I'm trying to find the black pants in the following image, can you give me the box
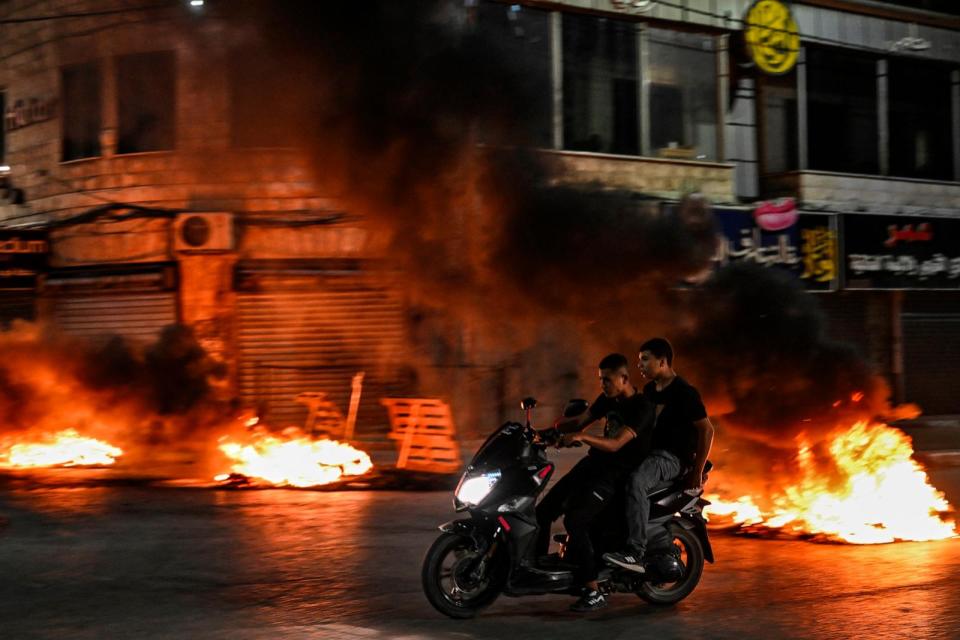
[534,456,618,584]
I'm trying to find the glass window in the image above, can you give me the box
[888,58,953,181]
[806,47,879,175]
[116,51,175,153]
[61,63,102,161]
[760,73,798,174]
[562,13,638,155]
[647,28,719,161]
[476,1,552,149]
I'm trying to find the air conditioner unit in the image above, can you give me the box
[173,212,234,252]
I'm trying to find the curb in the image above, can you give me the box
[915,450,960,468]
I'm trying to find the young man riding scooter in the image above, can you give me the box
[603,338,715,574]
[534,353,655,612]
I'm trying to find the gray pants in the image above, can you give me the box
[625,450,682,555]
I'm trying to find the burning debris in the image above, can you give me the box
[0,321,230,475]
[706,421,957,544]
[214,426,374,489]
[0,429,123,469]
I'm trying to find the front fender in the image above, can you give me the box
[439,516,503,552]
[675,516,715,564]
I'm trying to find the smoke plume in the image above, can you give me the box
[221,0,900,451]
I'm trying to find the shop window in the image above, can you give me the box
[760,73,798,174]
[647,28,719,161]
[562,13,639,155]
[476,1,552,149]
[806,47,879,175]
[61,63,102,161]
[116,51,175,153]
[888,58,953,181]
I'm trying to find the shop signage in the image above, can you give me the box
[0,229,48,288]
[711,208,837,290]
[843,215,960,289]
[744,0,800,75]
[610,0,657,13]
[4,97,57,132]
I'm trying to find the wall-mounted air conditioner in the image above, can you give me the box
[173,212,235,252]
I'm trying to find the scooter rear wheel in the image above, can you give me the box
[636,522,704,606]
[422,532,506,619]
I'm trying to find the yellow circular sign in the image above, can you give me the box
[744,0,799,75]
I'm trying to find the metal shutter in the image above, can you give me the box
[902,313,960,415]
[236,277,408,434]
[51,291,178,345]
[0,292,36,328]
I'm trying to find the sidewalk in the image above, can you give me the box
[895,415,960,467]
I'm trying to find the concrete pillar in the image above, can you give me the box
[177,252,239,399]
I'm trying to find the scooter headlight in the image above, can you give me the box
[455,470,501,506]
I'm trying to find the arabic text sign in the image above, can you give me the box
[843,215,960,289]
[0,230,48,288]
[712,208,837,290]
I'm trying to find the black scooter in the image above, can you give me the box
[422,398,714,618]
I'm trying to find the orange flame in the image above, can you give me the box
[0,429,124,468]
[216,430,373,488]
[707,421,957,544]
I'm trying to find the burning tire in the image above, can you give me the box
[636,522,704,606]
[422,532,506,619]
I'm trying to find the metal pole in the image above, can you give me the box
[550,11,564,150]
[878,59,889,176]
[797,46,808,170]
[639,23,651,157]
[952,69,960,182]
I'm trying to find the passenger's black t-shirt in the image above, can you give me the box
[585,391,655,473]
[644,375,707,463]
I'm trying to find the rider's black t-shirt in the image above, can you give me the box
[644,375,707,463]
[585,391,655,473]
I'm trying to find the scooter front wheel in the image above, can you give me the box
[421,532,506,619]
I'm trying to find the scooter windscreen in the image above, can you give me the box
[467,422,530,470]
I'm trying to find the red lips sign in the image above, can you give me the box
[753,198,798,231]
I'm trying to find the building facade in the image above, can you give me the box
[0,0,958,434]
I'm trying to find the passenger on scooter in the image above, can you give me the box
[534,353,655,612]
[603,338,715,574]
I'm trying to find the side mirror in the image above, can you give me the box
[520,397,538,411]
[563,398,589,418]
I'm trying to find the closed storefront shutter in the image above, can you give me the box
[51,292,178,344]
[902,313,960,415]
[236,272,409,434]
[817,292,870,356]
[46,267,178,345]
[0,292,36,328]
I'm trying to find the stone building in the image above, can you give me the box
[1,0,959,435]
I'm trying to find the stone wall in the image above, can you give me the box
[767,171,960,216]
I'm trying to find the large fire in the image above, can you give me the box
[706,421,957,544]
[0,429,124,468]
[215,428,374,488]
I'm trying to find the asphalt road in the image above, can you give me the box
[1,468,959,640]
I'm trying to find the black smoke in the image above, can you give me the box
[220,1,895,442]
[221,0,718,329]
[678,262,884,444]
